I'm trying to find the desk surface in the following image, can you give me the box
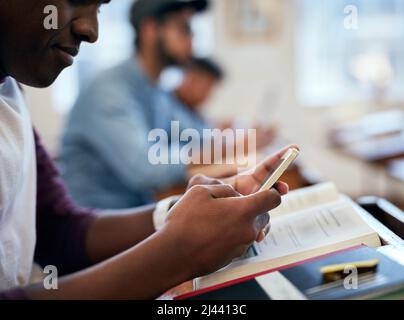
[160,106,404,298]
[160,199,404,300]
[276,106,404,210]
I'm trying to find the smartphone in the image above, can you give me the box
[259,148,300,192]
[255,148,300,231]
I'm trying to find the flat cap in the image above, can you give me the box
[130,0,209,29]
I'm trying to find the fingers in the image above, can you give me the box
[209,184,241,199]
[256,222,271,243]
[190,184,240,199]
[252,145,300,183]
[254,212,270,231]
[256,231,266,243]
[263,222,271,236]
[237,189,282,218]
[188,174,224,188]
[274,181,289,196]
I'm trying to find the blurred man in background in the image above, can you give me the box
[173,57,224,114]
[59,0,211,209]
[167,58,277,158]
[170,57,277,149]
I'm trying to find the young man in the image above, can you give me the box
[174,57,224,113]
[170,57,278,159]
[0,0,293,299]
[59,0,213,209]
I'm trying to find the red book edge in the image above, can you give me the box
[176,244,365,300]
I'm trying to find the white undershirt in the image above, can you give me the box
[0,78,37,290]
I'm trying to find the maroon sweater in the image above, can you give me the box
[0,130,97,299]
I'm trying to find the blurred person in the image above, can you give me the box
[171,57,278,151]
[0,0,292,300]
[59,0,215,209]
[173,57,224,114]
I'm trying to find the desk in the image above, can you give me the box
[160,198,404,300]
[159,105,404,298]
[275,106,404,210]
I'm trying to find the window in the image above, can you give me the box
[297,0,404,107]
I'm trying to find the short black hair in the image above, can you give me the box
[130,6,170,49]
[187,57,224,80]
[131,12,167,50]
[130,3,180,31]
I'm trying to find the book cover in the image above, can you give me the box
[180,247,404,300]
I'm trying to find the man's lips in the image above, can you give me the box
[53,45,79,66]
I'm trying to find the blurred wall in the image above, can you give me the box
[203,0,404,202]
[206,0,328,173]
[207,0,298,137]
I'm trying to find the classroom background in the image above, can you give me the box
[26,0,404,209]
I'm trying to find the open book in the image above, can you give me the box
[195,183,382,290]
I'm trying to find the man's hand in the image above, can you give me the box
[223,145,298,196]
[164,183,282,277]
[187,146,298,196]
[186,145,299,242]
[27,148,297,300]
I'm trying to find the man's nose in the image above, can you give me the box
[71,11,99,44]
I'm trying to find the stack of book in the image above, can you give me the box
[179,247,404,300]
[329,110,404,164]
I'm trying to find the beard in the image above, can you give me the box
[156,36,187,68]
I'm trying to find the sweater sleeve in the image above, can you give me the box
[33,129,97,276]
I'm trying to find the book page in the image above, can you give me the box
[269,182,340,218]
[231,198,379,267]
[255,199,377,259]
[196,199,381,290]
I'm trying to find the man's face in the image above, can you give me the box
[156,10,194,66]
[180,70,218,110]
[0,0,109,88]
